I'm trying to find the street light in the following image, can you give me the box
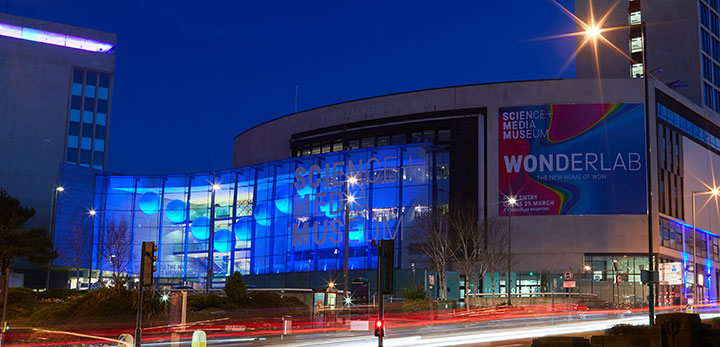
[46,185,65,290]
[505,195,518,305]
[87,208,97,289]
[206,178,219,293]
[690,187,720,311]
[343,175,358,322]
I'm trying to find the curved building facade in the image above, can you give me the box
[55,78,720,306]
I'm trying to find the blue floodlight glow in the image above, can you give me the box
[214,229,233,252]
[191,216,211,240]
[165,200,187,223]
[274,186,291,214]
[233,218,251,241]
[253,202,271,226]
[138,192,160,215]
[0,22,114,53]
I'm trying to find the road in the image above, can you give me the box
[7,308,720,346]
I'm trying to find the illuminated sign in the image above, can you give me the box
[499,103,647,216]
[292,155,409,247]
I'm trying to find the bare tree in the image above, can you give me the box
[447,204,485,309]
[481,217,510,299]
[64,214,89,290]
[103,221,131,291]
[417,211,453,301]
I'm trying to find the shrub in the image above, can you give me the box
[402,300,430,313]
[37,288,83,301]
[247,291,306,309]
[225,272,248,305]
[606,324,651,336]
[401,285,427,301]
[5,288,37,310]
[187,293,230,312]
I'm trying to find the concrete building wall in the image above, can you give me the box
[234,78,661,275]
[0,13,115,230]
[574,0,704,107]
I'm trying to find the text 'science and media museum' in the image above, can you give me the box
[54,77,720,306]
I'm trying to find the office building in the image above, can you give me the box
[0,13,115,286]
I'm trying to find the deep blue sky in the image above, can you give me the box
[9,0,576,175]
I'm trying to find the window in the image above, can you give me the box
[93,151,104,168]
[99,73,110,88]
[96,113,106,126]
[67,135,78,148]
[361,137,374,148]
[72,83,83,96]
[631,63,643,78]
[71,95,82,109]
[96,99,108,114]
[438,129,451,143]
[72,69,84,84]
[95,125,106,140]
[85,85,95,98]
[79,150,90,167]
[82,125,93,138]
[94,139,105,151]
[83,111,94,124]
[81,137,92,150]
[376,136,390,147]
[629,11,641,25]
[66,148,78,163]
[391,134,406,145]
[321,143,331,153]
[332,141,343,152]
[84,97,95,111]
[410,132,422,143]
[68,121,79,136]
[70,109,80,122]
[348,139,360,150]
[423,130,435,143]
[86,71,97,85]
[630,36,643,53]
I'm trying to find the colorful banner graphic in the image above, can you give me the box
[499,103,646,216]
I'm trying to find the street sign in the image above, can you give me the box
[563,270,573,281]
[659,262,682,285]
[563,281,576,288]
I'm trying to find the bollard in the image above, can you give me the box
[282,315,292,335]
[192,330,207,347]
[118,334,133,347]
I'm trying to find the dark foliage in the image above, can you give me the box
[605,324,651,336]
[247,291,306,309]
[224,272,248,305]
[187,293,230,311]
[0,189,57,275]
[401,285,427,301]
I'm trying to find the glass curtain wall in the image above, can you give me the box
[91,144,447,285]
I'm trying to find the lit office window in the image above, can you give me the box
[630,37,643,53]
[629,11,641,25]
[631,63,643,78]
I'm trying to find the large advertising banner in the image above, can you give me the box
[499,103,646,216]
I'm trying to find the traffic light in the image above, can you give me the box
[141,241,158,286]
[374,319,385,337]
[378,239,394,294]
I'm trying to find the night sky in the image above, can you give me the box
[8,0,576,175]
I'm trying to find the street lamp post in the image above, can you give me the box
[690,188,720,311]
[505,196,517,305]
[343,175,357,321]
[84,209,96,290]
[46,186,64,290]
[206,181,220,294]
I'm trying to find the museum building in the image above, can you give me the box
[53,78,720,306]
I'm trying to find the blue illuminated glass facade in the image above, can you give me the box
[81,144,448,285]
